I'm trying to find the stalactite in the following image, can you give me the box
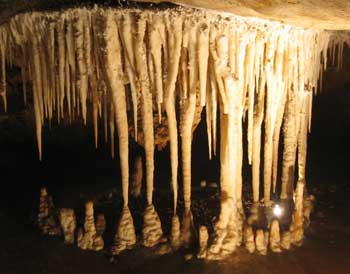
[119,13,139,141]
[31,37,43,161]
[164,13,183,215]
[297,91,310,182]
[149,14,164,121]
[181,20,198,211]
[198,22,210,107]
[252,73,265,203]
[135,15,155,207]
[104,13,130,206]
[263,33,278,206]
[58,19,66,119]
[74,14,88,124]
[0,7,335,259]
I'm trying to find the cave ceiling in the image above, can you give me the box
[1,0,350,30]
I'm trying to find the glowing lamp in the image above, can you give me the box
[273,204,283,217]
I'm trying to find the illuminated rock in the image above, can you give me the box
[59,208,76,245]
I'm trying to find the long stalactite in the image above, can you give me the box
[0,6,340,258]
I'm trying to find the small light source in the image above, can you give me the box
[273,204,283,217]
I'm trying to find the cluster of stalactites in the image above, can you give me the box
[0,7,332,212]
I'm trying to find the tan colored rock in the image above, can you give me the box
[131,155,143,198]
[197,226,209,259]
[135,0,350,30]
[77,201,104,251]
[269,219,281,253]
[303,194,315,228]
[243,225,255,254]
[111,206,136,255]
[142,204,164,247]
[255,229,267,255]
[170,215,181,250]
[281,231,291,250]
[96,213,106,236]
[59,208,76,245]
[181,209,196,248]
[38,188,60,236]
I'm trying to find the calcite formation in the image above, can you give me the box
[38,188,61,236]
[197,226,209,259]
[243,225,255,254]
[111,206,136,255]
[59,208,76,245]
[142,204,164,247]
[131,155,143,198]
[77,201,104,251]
[269,219,281,253]
[1,3,345,260]
[255,229,268,256]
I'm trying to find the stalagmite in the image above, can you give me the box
[181,209,196,248]
[255,229,267,255]
[290,181,305,247]
[131,155,143,198]
[197,226,209,259]
[142,204,164,247]
[111,206,136,255]
[77,201,104,251]
[303,194,315,228]
[243,225,255,254]
[96,213,106,236]
[269,219,281,252]
[38,188,61,236]
[0,6,335,260]
[59,208,76,245]
[170,215,181,250]
[281,231,291,250]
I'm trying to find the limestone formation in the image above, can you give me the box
[197,226,209,259]
[243,225,255,254]
[96,213,106,236]
[59,208,76,245]
[77,201,104,251]
[111,206,136,255]
[0,2,342,260]
[269,219,281,253]
[170,215,181,250]
[38,188,60,236]
[142,204,164,247]
[255,229,267,256]
[131,155,143,198]
[290,182,305,247]
[303,194,315,228]
[181,209,196,248]
[281,231,291,250]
